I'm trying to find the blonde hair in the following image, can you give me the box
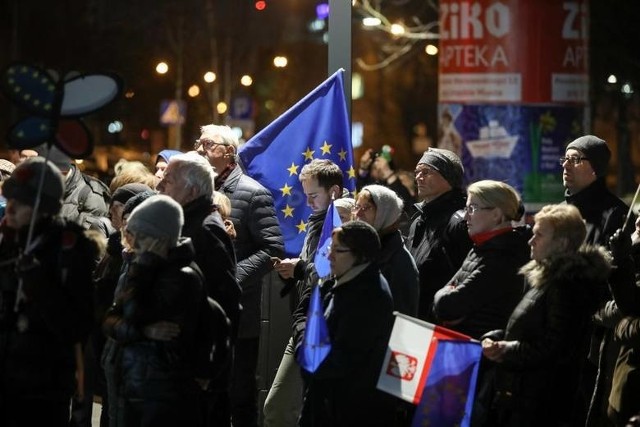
[534,204,586,252]
[213,191,232,220]
[467,180,523,221]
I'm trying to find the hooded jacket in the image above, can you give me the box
[488,245,611,427]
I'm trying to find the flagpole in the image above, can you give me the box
[623,181,640,234]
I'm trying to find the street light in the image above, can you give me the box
[156,62,169,74]
[273,56,288,68]
[204,71,216,83]
[240,75,253,87]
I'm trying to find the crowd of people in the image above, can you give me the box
[0,130,638,427]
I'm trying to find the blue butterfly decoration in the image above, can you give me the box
[1,63,122,158]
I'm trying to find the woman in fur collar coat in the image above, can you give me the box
[481,204,612,427]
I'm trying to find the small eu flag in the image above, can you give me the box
[313,201,342,279]
[238,69,355,257]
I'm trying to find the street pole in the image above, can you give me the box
[173,15,184,150]
[328,0,352,121]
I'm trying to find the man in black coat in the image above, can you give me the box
[406,148,472,322]
[561,135,631,425]
[157,152,238,426]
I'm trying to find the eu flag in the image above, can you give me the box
[297,283,331,373]
[313,201,342,279]
[412,340,482,427]
[238,69,355,257]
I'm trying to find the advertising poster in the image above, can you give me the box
[438,104,585,203]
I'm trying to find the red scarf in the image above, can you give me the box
[471,227,512,246]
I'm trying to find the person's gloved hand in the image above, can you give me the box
[609,227,633,265]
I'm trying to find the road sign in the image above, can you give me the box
[229,95,253,120]
[159,99,186,126]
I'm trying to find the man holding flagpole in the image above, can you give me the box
[264,159,344,427]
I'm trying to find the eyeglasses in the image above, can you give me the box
[194,138,228,150]
[559,156,588,166]
[328,243,351,254]
[414,167,437,178]
[352,204,374,213]
[464,204,495,215]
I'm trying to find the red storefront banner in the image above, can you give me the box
[439,0,588,105]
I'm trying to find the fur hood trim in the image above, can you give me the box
[520,244,612,289]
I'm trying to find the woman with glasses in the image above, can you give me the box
[432,179,531,424]
[298,221,395,427]
[481,204,610,427]
[354,184,419,316]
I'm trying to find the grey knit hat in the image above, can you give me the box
[337,220,381,262]
[3,157,64,215]
[565,135,610,177]
[418,147,464,189]
[112,183,154,206]
[362,184,403,231]
[126,194,184,246]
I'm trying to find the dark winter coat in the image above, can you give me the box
[0,218,96,401]
[298,262,395,427]
[218,165,284,338]
[406,189,472,321]
[102,240,203,401]
[487,246,611,427]
[181,196,241,339]
[59,165,111,235]
[433,229,530,339]
[378,229,420,316]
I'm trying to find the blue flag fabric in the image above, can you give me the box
[238,70,355,257]
[313,201,342,279]
[412,340,482,427]
[297,283,331,373]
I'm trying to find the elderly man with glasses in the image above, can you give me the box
[195,124,284,427]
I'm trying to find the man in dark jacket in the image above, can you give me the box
[561,135,631,425]
[157,152,238,426]
[197,124,284,427]
[265,159,344,427]
[0,157,97,426]
[406,148,472,322]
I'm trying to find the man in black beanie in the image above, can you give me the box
[561,135,631,426]
[406,147,472,323]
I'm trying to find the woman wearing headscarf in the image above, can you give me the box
[298,221,395,427]
[354,184,419,316]
[481,204,610,426]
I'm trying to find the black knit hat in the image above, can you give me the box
[122,190,156,218]
[565,135,610,178]
[112,183,153,206]
[418,147,464,189]
[3,157,64,215]
[337,220,381,262]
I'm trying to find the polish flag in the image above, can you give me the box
[377,313,474,404]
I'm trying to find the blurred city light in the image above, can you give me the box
[255,1,266,11]
[273,56,288,68]
[125,90,135,99]
[362,17,381,27]
[622,82,634,94]
[217,102,228,114]
[425,44,438,55]
[240,75,253,86]
[203,71,216,83]
[155,62,168,74]
[107,120,123,134]
[608,74,618,84]
[390,23,405,36]
[316,3,329,20]
[308,19,326,32]
[188,84,200,97]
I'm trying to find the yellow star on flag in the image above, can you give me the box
[280,183,293,196]
[282,205,294,218]
[296,220,307,233]
[347,166,356,179]
[320,141,332,155]
[287,162,299,176]
[302,147,315,161]
[338,148,347,161]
